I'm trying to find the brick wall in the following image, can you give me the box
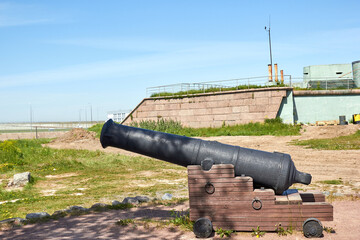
[123,88,290,128]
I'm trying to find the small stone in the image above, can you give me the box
[65,206,90,213]
[8,172,31,187]
[162,193,173,200]
[0,218,26,225]
[122,197,139,205]
[332,192,343,197]
[14,217,27,225]
[323,191,330,196]
[26,212,50,220]
[135,196,150,203]
[51,210,67,218]
[90,203,109,210]
[112,200,121,206]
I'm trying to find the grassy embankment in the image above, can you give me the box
[89,118,301,138]
[149,83,359,98]
[1,119,300,221]
[293,130,360,150]
[150,84,286,98]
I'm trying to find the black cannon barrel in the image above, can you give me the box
[100,119,311,194]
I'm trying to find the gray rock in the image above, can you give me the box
[332,192,344,197]
[8,172,31,187]
[65,206,90,213]
[15,217,27,224]
[26,212,50,220]
[323,191,330,196]
[51,210,67,218]
[122,197,139,205]
[162,193,173,200]
[135,196,150,203]
[90,203,109,210]
[0,217,26,225]
[112,200,122,206]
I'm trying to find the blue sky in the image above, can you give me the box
[0,0,359,122]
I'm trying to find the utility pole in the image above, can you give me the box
[29,103,33,131]
[89,103,93,123]
[265,16,273,81]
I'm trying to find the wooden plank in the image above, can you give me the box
[253,189,275,194]
[189,186,253,193]
[190,196,275,205]
[190,211,333,219]
[187,173,235,178]
[189,191,255,197]
[275,195,289,205]
[188,177,252,184]
[188,182,253,188]
[190,199,276,207]
[189,196,276,202]
[189,204,332,211]
[190,207,333,215]
[187,164,234,170]
[286,192,302,205]
[302,202,332,206]
[188,168,235,175]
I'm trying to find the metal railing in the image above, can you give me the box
[146,75,292,97]
[146,76,357,97]
[292,77,355,90]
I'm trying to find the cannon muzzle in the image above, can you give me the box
[100,119,311,195]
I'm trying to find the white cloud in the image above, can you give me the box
[0,2,54,27]
[0,41,268,88]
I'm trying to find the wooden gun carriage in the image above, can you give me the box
[189,164,333,238]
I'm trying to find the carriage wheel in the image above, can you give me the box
[303,218,323,238]
[193,218,213,238]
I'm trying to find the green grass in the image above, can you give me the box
[150,84,286,98]
[319,179,343,185]
[90,118,301,137]
[0,139,187,221]
[293,130,360,150]
[87,123,104,138]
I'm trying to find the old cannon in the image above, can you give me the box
[100,119,333,238]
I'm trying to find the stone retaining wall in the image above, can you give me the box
[123,88,290,128]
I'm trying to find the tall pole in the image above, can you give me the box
[265,16,273,81]
[30,103,33,131]
[89,103,93,123]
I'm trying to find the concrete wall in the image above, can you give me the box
[303,64,352,80]
[278,89,360,124]
[123,88,360,127]
[123,88,290,128]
